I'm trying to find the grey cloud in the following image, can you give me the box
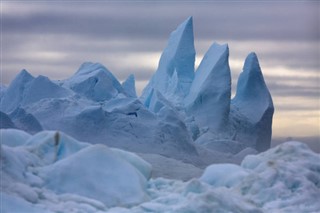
[267,82,320,99]
[2,1,319,41]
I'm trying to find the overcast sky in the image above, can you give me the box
[1,1,319,142]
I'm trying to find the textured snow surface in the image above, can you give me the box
[2,129,319,213]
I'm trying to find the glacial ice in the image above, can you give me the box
[185,43,231,132]
[0,16,314,213]
[0,111,16,129]
[141,16,195,108]
[0,69,34,113]
[0,71,72,114]
[1,128,31,147]
[139,17,273,153]
[2,129,318,213]
[9,107,43,134]
[1,130,152,211]
[0,17,274,160]
[122,74,137,98]
[231,52,274,152]
[63,62,124,101]
[37,145,149,207]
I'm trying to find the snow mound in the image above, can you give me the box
[200,141,320,212]
[25,131,89,164]
[2,128,319,212]
[37,144,149,207]
[1,130,152,211]
[108,141,320,213]
[1,128,31,147]
[239,141,320,211]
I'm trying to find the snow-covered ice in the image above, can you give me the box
[2,129,319,213]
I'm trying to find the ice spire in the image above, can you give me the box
[141,17,195,109]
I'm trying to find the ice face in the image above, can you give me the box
[0,111,16,129]
[9,107,43,134]
[232,52,274,124]
[141,17,195,108]
[0,69,34,113]
[0,71,72,114]
[185,43,231,132]
[64,62,124,101]
[22,75,72,106]
[231,52,274,152]
[122,74,137,98]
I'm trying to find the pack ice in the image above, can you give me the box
[1,129,319,212]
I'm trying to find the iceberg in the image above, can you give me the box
[0,71,72,114]
[122,74,137,98]
[63,62,124,101]
[141,16,195,108]
[231,52,274,152]
[0,69,34,113]
[0,17,274,165]
[139,17,273,153]
[185,42,231,132]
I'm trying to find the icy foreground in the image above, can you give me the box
[1,129,319,212]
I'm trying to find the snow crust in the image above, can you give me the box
[3,131,318,212]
